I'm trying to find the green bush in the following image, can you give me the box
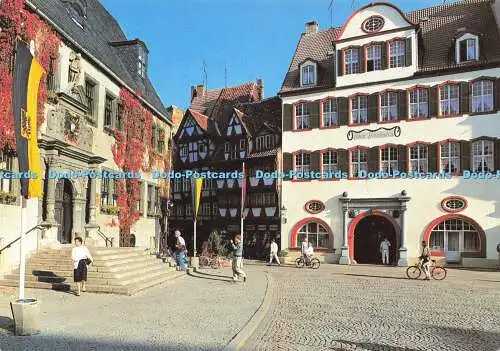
[208,230,228,256]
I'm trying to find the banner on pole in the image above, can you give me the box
[12,40,44,199]
[191,178,203,219]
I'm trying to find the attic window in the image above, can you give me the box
[300,63,316,86]
[62,0,87,29]
[456,34,479,63]
[138,45,147,78]
[362,16,384,33]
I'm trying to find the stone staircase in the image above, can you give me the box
[0,246,186,295]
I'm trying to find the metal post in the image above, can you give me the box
[193,218,197,257]
[19,197,26,300]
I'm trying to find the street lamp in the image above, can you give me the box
[280,205,287,224]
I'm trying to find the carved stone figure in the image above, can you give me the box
[68,52,81,84]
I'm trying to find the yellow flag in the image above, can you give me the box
[191,178,203,218]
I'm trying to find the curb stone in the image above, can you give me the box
[223,271,274,351]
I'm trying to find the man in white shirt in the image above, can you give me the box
[301,236,308,263]
[380,238,391,265]
[175,230,187,270]
[268,239,280,265]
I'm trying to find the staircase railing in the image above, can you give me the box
[0,223,52,254]
[96,224,113,247]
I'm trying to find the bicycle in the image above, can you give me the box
[406,259,447,280]
[295,256,320,269]
[200,254,223,269]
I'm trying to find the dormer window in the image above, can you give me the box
[62,0,87,29]
[300,63,316,86]
[138,45,147,78]
[456,34,479,63]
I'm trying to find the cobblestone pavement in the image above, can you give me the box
[245,264,500,351]
[0,266,267,351]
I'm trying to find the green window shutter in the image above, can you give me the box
[398,145,407,172]
[283,152,293,180]
[460,140,471,173]
[368,147,379,172]
[338,97,349,126]
[337,149,349,174]
[283,104,293,132]
[495,79,500,111]
[359,47,365,73]
[337,50,344,77]
[428,86,439,117]
[405,37,412,67]
[427,143,439,173]
[309,101,320,129]
[367,93,379,123]
[495,140,500,171]
[381,42,388,69]
[310,151,320,173]
[460,82,470,114]
[398,90,408,120]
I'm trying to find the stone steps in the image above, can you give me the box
[0,247,187,295]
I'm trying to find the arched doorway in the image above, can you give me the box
[54,179,73,244]
[349,213,399,265]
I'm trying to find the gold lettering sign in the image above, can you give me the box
[21,108,31,139]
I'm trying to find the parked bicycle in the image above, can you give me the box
[406,259,447,280]
[200,254,223,269]
[295,256,320,269]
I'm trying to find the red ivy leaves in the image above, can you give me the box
[0,2,60,151]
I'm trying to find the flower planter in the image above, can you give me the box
[10,299,41,336]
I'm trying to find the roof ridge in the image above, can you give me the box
[406,0,493,17]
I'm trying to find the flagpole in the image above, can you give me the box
[241,162,245,250]
[19,197,26,300]
[193,217,197,257]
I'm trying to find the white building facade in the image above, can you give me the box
[280,1,500,268]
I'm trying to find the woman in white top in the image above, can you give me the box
[71,236,93,296]
[305,242,314,264]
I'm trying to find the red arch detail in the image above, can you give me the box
[289,217,333,249]
[422,214,486,258]
[337,2,415,40]
[347,210,401,260]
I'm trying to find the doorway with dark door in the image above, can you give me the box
[54,179,73,244]
[353,214,398,265]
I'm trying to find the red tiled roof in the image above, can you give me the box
[237,96,282,136]
[187,109,210,131]
[248,147,279,159]
[189,89,222,116]
[280,0,500,94]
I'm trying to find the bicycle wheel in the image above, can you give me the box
[200,257,209,267]
[310,258,320,269]
[432,267,447,280]
[406,265,422,279]
[295,257,304,268]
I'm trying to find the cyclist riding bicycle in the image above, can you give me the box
[305,242,314,265]
[301,236,309,264]
[419,240,431,280]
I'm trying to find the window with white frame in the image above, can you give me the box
[296,222,329,248]
[224,142,230,153]
[294,153,310,173]
[180,144,188,158]
[201,202,211,216]
[0,151,14,194]
[176,206,183,217]
[182,178,190,192]
[344,48,360,74]
[295,103,310,129]
[301,64,315,86]
[186,204,193,217]
[138,45,147,78]
[409,88,428,118]
[440,142,460,173]
[322,151,338,174]
[173,179,181,192]
[212,203,218,216]
[189,142,198,162]
[380,92,398,121]
[231,144,238,160]
[263,192,276,206]
[472,80,493,113]
[440,85,460,116]
[366,45,382,71]
[350,149,368,177]
[265,135,273,149]
[472,140,494,172]
[380,147,398,174]
[240,139,246,150]
[322,98,338,127]
[458,38,478,62]
[351,96,367,124]
[409,144,428,172]
[429,219,480,253]
[389,40,405,68]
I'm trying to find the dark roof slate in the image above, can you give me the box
[280,0,500,94]
[27,0,169,120]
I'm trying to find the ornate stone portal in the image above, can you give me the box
[338,192,411,266]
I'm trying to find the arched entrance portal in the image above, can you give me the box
[351,214,399,265]
[55,179,74,244]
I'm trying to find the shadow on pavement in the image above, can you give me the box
[333,340,420,351]
[188,271,234,283]
[343,273,410,280]
[0,316,14,332]
[0,334,220,351]
[192,270,230,279]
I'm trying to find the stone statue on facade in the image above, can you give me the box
[68,51,82,86]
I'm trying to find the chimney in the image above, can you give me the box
[191,84,205,102]
[256,79,264,100]
[305,21,318,35]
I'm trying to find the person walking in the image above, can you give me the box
[420,240,431,280]
[268,239,280,266]
[71,236,92,296]
[175,230,187,271]
[230,234,247,282]
[380,238,391,265]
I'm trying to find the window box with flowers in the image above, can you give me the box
[0,191,17,205]
[101,205,119,215]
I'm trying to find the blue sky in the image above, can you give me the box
[101,0,445,110]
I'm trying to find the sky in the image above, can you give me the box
[100,0,445,110]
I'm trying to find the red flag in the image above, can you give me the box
[241,162,246,217]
